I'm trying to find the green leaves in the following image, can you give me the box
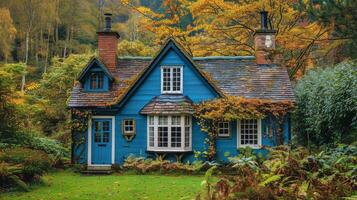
[294,61,357,146]
[259,175,282,186]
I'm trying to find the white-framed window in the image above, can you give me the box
[237,119,262,148]
[122,119,135,135]
[218,122,230,137]
[147,115,191,151]
[161,66,183,94]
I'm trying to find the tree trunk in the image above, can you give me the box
[44,24,51,74]
[21,31,30,92]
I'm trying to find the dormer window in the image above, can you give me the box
[161,66,183,94]
[90,72,104,90]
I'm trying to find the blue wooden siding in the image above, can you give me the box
[73,46,292,164]
[111,47,218,163]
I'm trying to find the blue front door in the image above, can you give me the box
[91,119,112,164]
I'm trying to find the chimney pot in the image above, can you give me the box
[260,11,268,31]
[104,13,112,32]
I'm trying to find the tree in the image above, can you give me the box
[293,61,357,146]
[32,54,92,138]
[117,40,157,56]
[305,0,357,60]
[0,63,26,142]
[0,8,17,63]
[123,0,334,78]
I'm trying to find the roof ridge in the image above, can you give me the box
[118,56,255,60]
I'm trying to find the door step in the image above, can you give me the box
[87,165,112,171]
[81,165,113,175]
[81,170,113,175]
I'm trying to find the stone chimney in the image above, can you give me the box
[254,11,276,65]
[97,13,120,73]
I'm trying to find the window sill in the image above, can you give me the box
[237,145,262,149]
[84,90,109,93]
[147,148,192,153]
[161,92,183,95]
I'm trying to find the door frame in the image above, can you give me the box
[87,116,115,166]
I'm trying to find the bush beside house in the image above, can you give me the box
[294,61,357,146]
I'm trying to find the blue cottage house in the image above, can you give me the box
[69,12,295,167]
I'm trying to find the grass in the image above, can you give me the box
[1,170,204,200]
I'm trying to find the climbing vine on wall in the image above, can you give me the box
[194,96,294,160]
[71,108,92,162]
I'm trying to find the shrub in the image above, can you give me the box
[0,147,53,182]
[293,61,357,146]
[122,155,205,174]
[197,145,357,199]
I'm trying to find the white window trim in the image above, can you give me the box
[87,116,115,166]
[237,119,262,149]
[161,66,183,94]
[217,121,230,137]
[147,115,192,152]
[123,119,135,134]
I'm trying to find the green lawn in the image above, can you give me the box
[1,171,204,200]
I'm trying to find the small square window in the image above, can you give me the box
[122,119,136,141]
[122,119,136,135]
[218,122,230,137]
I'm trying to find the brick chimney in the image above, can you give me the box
[97,13,120,73]
[254,11,276,65]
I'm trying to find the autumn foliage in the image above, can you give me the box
[194,96,294,160]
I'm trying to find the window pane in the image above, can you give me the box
[149,127,154,147]
[185,116,191,125]
[172,67,181,91]
[103,121,109,131]
[158,127,168,147]
[162,68,171,92]
[94,121,101,131]
[171,116,181,125]
[171,127,181,147]
[90,73,97,89]
[97,73,104,89]
[158,116,168,125]
[185,127,190,147]
[240,119,258,145]
[94,132,101,143]
[102,132,109,142]
[148,116,154,125]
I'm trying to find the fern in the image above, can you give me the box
[259,175,282,186]
[8,175,30,192]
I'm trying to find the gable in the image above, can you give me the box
[116,38,223,109]
[77,57,114,83]
[76,57,114,92]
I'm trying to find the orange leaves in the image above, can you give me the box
[194,96,294,159]
[194,96,294,122]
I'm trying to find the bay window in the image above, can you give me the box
[147,115,191,151]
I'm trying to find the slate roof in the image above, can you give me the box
[195,57,295,101]
[140,95,195,114]
[68,56,295,108]
[68,59,150,107]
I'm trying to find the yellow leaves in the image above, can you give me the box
[0,8,17,60]
[25,82,40,92]
[194,96,294,122]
